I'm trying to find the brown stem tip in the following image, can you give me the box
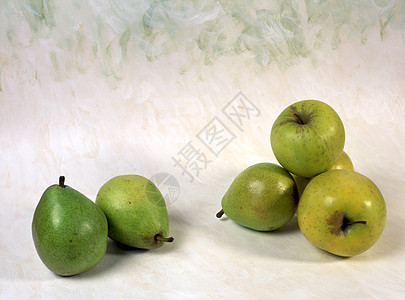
[293,113,305,125]
[59,176,66,188]
[340,218,367,233]
[216,209,225,218]
[155,235,174,243]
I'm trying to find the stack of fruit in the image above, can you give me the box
[217,100,386,257]
[31,99,387,277]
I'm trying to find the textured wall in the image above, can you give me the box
[1,1,405,299]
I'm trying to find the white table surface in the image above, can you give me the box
[1,1,405,299]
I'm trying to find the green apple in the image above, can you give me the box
[216,163,298,231]
[297,170,386,257]
[291,173,311,198]
[329,151,354,171]
[292,151,354,198]
[271,100,345,178]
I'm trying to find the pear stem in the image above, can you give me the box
[59,176,66,188]
[216,209,224,218]
[155,234,174,243]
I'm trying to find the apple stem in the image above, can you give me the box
[342,217,367,231]
[347,220,367,226]
[293,113,305,125]
[216,209,225,218]
[59,176,66,188]
[155,234,174,243]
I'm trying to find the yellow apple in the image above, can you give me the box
[330,151,354,171]
[292,151,354,198]
[297,170,387,257]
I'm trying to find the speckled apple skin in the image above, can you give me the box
[95,175,170,249]
[271,100,345,178]
[291,173,312,198]
[291,151,354,198]
[32,183,108,276]
[221,163,298,231]
[297,170,387,257]
[329,151,354,171]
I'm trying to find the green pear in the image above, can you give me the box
[216,163,298,231]
[32,176,108,276]
[95,175,174,249]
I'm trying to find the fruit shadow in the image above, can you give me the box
[87,212,186,277]
[350,209,405,262]
[215,210,403,262]
[214,214,341,263]
[216,212,300,234]
[65,239,149,279]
